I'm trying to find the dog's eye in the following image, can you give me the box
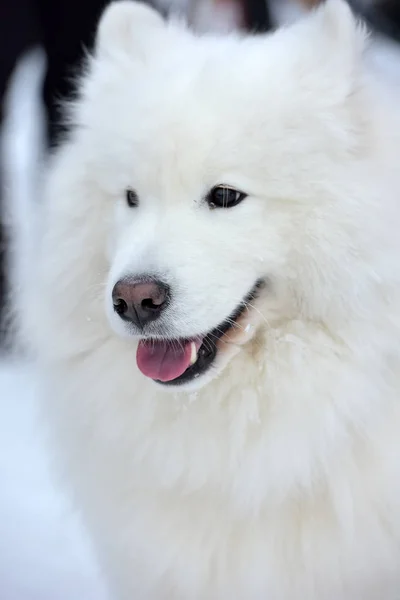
[126,189,139,208]
[207,186,247,209]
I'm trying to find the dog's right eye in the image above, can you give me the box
[206,185,247,209]
[126,189,139,208]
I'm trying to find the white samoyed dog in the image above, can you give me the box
[19,0,400,598]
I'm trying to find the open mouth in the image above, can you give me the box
[136,279,265,386]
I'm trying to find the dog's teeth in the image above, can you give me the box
[189,341,198,366]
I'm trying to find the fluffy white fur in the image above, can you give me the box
[20,0,400,597]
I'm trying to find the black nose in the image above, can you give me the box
[112,277,170,328]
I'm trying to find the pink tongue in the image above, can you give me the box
[137,339,199,382]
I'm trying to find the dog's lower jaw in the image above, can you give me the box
[161,323,268,393]
[153,338,243,393]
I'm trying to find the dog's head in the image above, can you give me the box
[50,0,384,390]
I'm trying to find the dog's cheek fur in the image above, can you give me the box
[20,145,111,360]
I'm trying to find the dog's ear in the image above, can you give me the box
[295,0,368,98]
[95,1,165,59]
[310,0,366,57]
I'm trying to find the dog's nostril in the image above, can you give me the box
[142,297,164,311]
[113,298,128,315]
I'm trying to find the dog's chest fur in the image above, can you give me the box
[45,320,400,599]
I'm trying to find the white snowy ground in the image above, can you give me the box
[1,2,400,598]
[0,358,109,600]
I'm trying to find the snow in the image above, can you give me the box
[0,359,109,600]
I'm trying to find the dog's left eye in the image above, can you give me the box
[126,189,139,208]
[207,186,247,209]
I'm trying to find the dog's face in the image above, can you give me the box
[65,0,369,390]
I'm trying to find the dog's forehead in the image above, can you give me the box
[84,28,346,198]
[94,56,264,180]
[118,53,280,153]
